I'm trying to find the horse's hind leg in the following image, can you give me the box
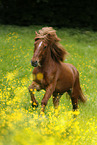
[67,89,72,98]
[71,91,78,111]
[53,93,61,109]
[28,81,40,108]
[71,79,80,110]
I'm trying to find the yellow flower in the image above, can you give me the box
[33,102,37,106]
[6,72,14,81]
[32,91,35,94]
[7,88,11,91]
[30,89,33,92]
[73,110,80,116]
[37,73,43,80]
[30,101,32,103]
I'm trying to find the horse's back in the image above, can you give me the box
[63,63,78,77]
[59,62,78,78]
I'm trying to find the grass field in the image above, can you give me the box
[0,25,97,145]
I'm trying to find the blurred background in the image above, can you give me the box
[0,0,97,30]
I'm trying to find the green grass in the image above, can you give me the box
[0,25,97,145]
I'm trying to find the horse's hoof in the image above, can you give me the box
[32,102,39,108]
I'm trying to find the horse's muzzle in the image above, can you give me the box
[31,60,38,67]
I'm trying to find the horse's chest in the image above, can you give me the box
[33,72,53,88]
[33,67,54,88]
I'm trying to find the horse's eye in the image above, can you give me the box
[44,46,47,49]
[35,38,39,41]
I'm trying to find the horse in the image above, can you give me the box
[28,27,87,113]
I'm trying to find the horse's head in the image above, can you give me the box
[31,35,48,67]
[31,27,68,67]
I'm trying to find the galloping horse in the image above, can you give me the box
[28,27,87,112]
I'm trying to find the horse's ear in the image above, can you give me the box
[35,31,38,36]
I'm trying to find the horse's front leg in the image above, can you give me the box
[41,83,56,112]
[28,81,41,108]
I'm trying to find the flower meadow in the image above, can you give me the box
[0,25,97,145]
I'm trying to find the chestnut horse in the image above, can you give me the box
[28,27,87,112]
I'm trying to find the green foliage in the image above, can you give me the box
[0,25,97,145]
[0,0,97,29]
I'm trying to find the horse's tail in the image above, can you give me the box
[79,88,87,102]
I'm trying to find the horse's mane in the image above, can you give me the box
[35,27,68,62]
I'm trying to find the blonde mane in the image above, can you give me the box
[35,27,68,62]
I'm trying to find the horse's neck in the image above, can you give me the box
[41,48,55,70]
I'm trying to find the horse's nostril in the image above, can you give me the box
[31,60,38,67]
